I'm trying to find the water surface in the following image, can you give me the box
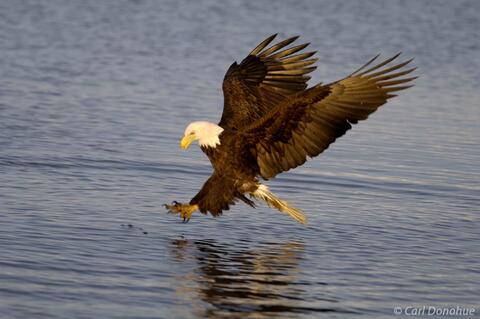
[1,1,479,318]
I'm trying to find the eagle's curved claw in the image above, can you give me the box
[164,201,198,223]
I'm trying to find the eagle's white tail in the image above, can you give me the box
[252,185,307,225]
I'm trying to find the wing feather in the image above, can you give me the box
[249,34,278,56]
[242,54,416,179]
[220,35,318,130]
[258,36,300,57]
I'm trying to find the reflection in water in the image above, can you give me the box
[170,238,337,318]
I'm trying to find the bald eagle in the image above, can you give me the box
[165,34,416,224]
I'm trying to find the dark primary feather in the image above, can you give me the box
[220,34,318,130]
[242,54,417,179]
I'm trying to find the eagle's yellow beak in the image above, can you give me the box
[180,133,196,150]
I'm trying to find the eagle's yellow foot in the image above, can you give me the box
[164,201,198,223]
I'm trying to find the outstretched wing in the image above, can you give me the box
[220,34,318,130]
[243,54,417,179]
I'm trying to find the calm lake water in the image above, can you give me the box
[1,1,479,318]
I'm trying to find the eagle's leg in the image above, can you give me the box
[164,201,199,222]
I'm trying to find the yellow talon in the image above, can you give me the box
[164,202,198,222]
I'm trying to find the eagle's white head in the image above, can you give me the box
[180,121,224,149]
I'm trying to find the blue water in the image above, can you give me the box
[1,1,479,318]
